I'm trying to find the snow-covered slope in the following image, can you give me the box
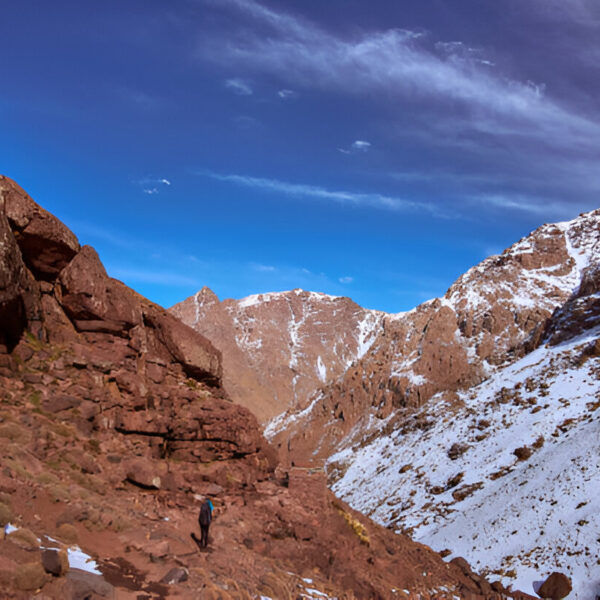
[329,322,600,599]
[266,209,600,467]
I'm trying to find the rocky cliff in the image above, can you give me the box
[0,176,517,599]
[170,288,384,423]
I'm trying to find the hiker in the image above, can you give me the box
[198,497,214,548]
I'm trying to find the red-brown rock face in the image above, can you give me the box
[265,210,600,464]
[0,175,256,468]
[170,288,384,422]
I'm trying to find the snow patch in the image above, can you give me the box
[316,355,327,382]
[68,546,102,575]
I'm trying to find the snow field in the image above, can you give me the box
[329,328,600,599]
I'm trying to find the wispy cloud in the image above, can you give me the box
[116,86,164,111]
[529,0,600,26]
[339,140,371,154]
[251,262,276,272]
[339,276,354,284]
[199,0,600,148]
[233,115,260,129]
[471,193,579,219]
[278,88,296,99]
[202,171,439,214]
[225,77,253,95]
[66,221,135,250]
[136,177,172,195]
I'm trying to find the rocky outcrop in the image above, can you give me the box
[3,177,80,280]
[0,184,42,352]
[546,264,600,345]
[171,287,384,422]
[0,174,260,470]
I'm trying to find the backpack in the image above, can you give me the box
[199,501,212,526]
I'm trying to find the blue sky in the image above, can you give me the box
[2,0,599,313]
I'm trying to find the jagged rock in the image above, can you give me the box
[0,176,80,280]
[64,569,114,599]
[160,567,189,584]
[41,549,69,576]
[142,305,222,385]
[58,245,142,334]
[538,572,572,599]
[0,188,39,352]
[125,459,162,489]
[547,264,600,345]
[43,393,82,413]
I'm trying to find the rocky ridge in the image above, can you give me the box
[0,175,518,599]
[265,210,600,465]
[170,288,384,423]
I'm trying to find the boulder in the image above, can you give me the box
[125,458,162,489]
[538,572,572,599]
[41,548,69,576]
[0,192,36,351]
[58,245,142,335]
[64,569,114,599]
[0,176,80,280]
[143,306,221,385]
[160,567,189,584]
[43,393,82,413]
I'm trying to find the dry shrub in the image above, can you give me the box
[15,562,48,591]
[532,435,545,449]
[258,571,296,600]
[8,528,40,550]
[337,508,370,546]
[56,523,78,544]
[513,446,533,461]
[0,423,30,443]
[222,578,253,600]
[108,514,132,533]
[37,472,60,486]
[48,483,71,503]
[0,501,12,526]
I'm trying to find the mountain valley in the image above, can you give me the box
[178,209,600,599]
[0,177,525,599]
